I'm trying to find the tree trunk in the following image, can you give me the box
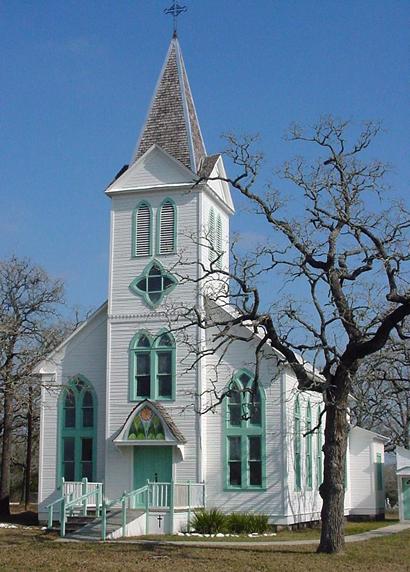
[0,387,14,518]
[24,387,33,510]
[317,393,349,553]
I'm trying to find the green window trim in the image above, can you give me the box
[129,259,177,308]
[305,401,313,490]
[58,375,97,485]
[132,201,153,258]
[376,452,383,491]
[316,409,323,489]
[129,330,176,402]
[224,369,266,491]
[294,396,301,491]
[156,198,177,255]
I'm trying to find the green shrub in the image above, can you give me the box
[190,508,227,534]
[226,512,270,534]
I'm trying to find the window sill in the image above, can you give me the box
[224,486,267,493]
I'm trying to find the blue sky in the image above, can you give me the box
[1,1,409,314]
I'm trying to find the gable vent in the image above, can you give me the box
[159,201,176,254]
[208,208,215,262]
[135,203,151,256]
[216,213,223,269]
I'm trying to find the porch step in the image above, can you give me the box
[67,509,145,541]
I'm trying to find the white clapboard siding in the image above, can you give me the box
[135,203,151,256]
[159,201,175,253]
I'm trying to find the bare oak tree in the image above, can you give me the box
[171,118,410,553]
[0,257,65,517]
[351,337,410,450]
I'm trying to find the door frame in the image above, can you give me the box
[400,476,410,522]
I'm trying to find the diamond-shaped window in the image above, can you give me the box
[129,261,177,308]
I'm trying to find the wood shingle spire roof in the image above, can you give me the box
[132,35,206,173]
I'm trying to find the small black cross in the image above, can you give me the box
[157,514,163,528]
[164,1,187,36]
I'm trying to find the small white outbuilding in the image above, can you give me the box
[349,427,388,519]
[396,447,410,522]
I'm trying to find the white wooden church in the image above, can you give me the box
[36,33,387,538]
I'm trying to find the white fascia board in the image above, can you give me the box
[33,301,108,373]
[105,144,197,195]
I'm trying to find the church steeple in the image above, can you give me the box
[132,36,206,173]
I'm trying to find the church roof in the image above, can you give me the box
[132,35,206,173]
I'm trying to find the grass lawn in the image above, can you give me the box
[0,525,409,572]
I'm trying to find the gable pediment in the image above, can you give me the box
[106,145,197,194]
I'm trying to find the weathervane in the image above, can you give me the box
[164,1,187,36]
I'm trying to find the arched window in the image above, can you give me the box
[208,207,215,262]
[215,213,223,269]
[157,199,176,254]
[316,408,323,488]
[305,401,313,489]
[225,369,265,489]
[294,396,301,491]
[132,201,152,257]
[129,331,175,401]
[59,376,96,482]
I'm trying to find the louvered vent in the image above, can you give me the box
[135,204,151,256]
[208,208,215,262]
[159,201,176,254]
[216,214,223,269]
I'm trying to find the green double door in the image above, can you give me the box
[403,478,410,521]
[133,446,172,506]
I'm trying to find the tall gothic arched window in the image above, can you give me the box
[132,201,152,257]
[225,369,265,489]
[157,199,176,254]
[60,376,96,482]
[129,331,175,401]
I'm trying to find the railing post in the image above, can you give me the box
[101,502,107,541]
[122,493,127,538]
[60,497,66,538]
[145,480,150,535]
[60,476,65,493]
[48,504,53,529]
[96,483,101,517]
[187,480,191,532]
[169,480,174,535]
[82,478,88,516]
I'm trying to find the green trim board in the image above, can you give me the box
[129,330,176,401]
[129,259,177,308]
[156,197,177,255]
[376,452,383,491]
[316,409,323,488]
[223,369,266,491]
[131,201,153,258]
[294,396,301,491]
[305,401,313,489]
[58,375,97,484]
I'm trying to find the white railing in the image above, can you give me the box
[149,482,170,508]
[63,478,101,507]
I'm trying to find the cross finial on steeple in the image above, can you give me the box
[164,1,187,37]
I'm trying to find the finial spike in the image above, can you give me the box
[164,1,187,36]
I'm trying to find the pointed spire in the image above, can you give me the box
[132,36,206,173]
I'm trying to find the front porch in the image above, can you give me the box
[47,479,205,539]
